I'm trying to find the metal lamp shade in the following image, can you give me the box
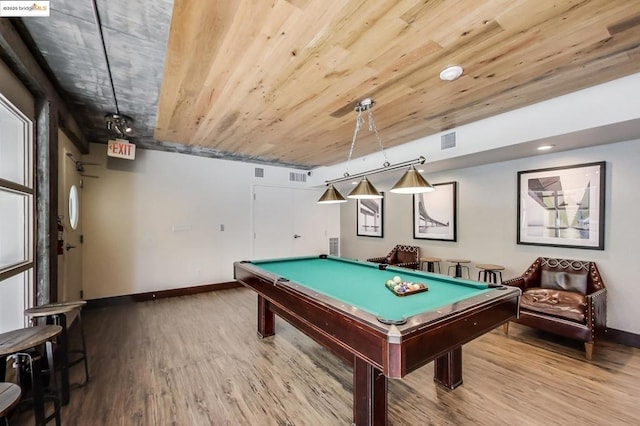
[390,166,434,194]
[318,184,347,204]
[348,177,383,199]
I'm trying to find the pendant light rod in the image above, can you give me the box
[324,156,426,186]
[91,0,119,114]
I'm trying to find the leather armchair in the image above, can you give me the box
[367,245,420,270]
[503,257,606,360]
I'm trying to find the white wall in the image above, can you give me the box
[81,144,338,300]
[0,59,33,118]
[340,139,640,334]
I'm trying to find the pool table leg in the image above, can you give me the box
[433,347,463,389]
[353,356,387,426]
[257,295,275,338]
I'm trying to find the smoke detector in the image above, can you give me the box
[439,65,464,81]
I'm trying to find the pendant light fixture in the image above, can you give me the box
[318,98,434,203]
[317,184,347,204]
[390,165,434,194]
[349,176,383,199]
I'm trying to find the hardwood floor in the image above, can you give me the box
[8,288,640,425]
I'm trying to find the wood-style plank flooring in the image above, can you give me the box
[7,288,640,425]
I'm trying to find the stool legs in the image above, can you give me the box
[423,261,440,273]
[478,270,503,284]
[449,264,469,279]
[455,263,462,278]
[45,315,69,406]
[33,309,90,402]
[12,349,61,426]
[73,310,90,387]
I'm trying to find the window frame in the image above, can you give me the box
[0,92,35,328]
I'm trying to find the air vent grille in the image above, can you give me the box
[329,237,340,256]
[289,172,307,183]
[254,167,264,178]
[441,132,456,150]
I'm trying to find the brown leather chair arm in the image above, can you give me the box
[517,257,543,289]
[502,276,525,290]
[396,262,419,270]
[367,256,387,264]
[586,288,607,337]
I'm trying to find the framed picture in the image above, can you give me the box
[357,195,383,238]
[517,161,605,250]
[413,182,457,241]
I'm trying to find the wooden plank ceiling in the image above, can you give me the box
[156,0,640,169]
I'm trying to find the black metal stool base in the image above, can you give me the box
[448,265,470,279]
[40,310,90,398]
[11,350,61,426]
[477,270,503,284]
[66,310,90,388]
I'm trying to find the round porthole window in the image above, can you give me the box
[69,185,79,230]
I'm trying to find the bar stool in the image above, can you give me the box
[25,301,89,406]
[0,325,62,426]
[0,382,21,425]
[419,257,441,273]
[446,259,471,279]
[476,264,505,284]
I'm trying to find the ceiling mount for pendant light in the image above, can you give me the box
[318,97,386,203]
[104,113,135,137]
[318,97,434,204]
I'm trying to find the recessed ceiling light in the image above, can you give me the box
[439,65,464,81]
[537,145,555,151]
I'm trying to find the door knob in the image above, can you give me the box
[65,244,77,251]
[293,234,301,239]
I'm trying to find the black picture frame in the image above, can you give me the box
[517,161,605,250]
[356,195,383,238]
[413,182,457,241]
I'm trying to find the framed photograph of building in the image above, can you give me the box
[413,182,457,241]
[517,161,605,249]
[357,196,383,238]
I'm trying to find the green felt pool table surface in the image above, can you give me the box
[236,255,520,425]
[252,256,492,322]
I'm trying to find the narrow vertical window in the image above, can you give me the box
[0,93,34,333]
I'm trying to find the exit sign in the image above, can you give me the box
[107,139,136,160]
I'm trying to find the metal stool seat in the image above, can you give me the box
[0,382,22,424]
[0,325,62,426]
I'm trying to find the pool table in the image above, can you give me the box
[234,255,520,425]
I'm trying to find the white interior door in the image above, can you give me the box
[58,135,83,301]
[253,185,338,260]
[291,188,331,255]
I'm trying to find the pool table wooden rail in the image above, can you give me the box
[234,261,520,380]
[235,265,386,370]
